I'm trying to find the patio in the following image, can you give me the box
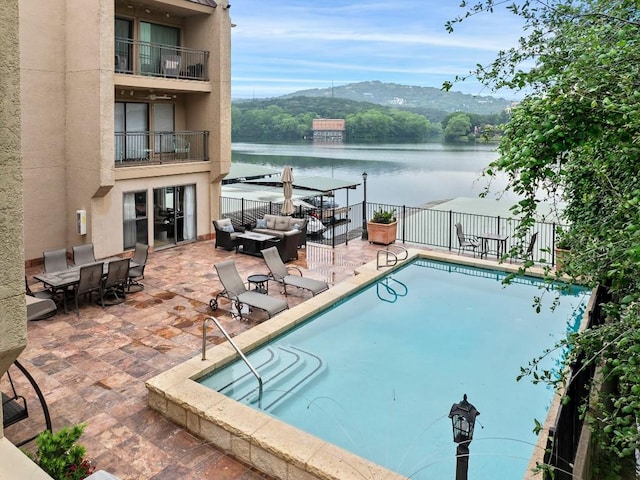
[9,239,384,479]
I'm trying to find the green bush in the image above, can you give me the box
[27,423,95,480]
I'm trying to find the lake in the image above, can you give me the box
[232,142,512,208]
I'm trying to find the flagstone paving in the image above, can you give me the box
[7,239,385,479]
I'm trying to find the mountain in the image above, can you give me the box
[277,80,513,115]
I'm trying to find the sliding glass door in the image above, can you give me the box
[153,185,196,247]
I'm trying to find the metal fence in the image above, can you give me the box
[220,197,564,265]
[543,286,608,479]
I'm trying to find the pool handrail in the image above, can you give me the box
[202,316,263,408]
[376,245,408,269]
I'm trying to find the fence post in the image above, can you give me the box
[241,198,245,226]
[449,210,453,252]
[401,205,406,243]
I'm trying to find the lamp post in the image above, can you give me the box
[448,394,480,480]
[361,171,368,240]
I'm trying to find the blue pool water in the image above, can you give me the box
[200,259,588,479]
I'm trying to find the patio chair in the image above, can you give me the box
[127,243,149,292]
[213,219,245,251]
[261,246,329,297]
[73,262,104,316]
[161,54,182,77]
[211,259,288,321]
[73,243,96,266]
[43,248,68,273]
[510,232,538,264]
[455,223,479,257]
[101,258,130,305]
[173,135,190,159]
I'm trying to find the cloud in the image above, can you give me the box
[230,0,525,99]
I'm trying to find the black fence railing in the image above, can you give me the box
[115,38,209,80]
[220,197,564,264]
[115,130,209,166]
[543,285,607,479]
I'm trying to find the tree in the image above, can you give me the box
[443,112,472,141]
[446,0,640,476]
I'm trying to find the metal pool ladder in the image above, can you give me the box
[202,316,263,408]
[376,245,408,269]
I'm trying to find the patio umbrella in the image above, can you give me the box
[281,166,294,215]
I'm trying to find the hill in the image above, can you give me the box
[276,80,512,116]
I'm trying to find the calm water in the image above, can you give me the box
[232,142,510,207]
[201,259,588,479]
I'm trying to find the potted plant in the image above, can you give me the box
[367,208,397,245]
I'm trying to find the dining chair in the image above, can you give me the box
[72,243,96,266]
[73,263,104,316]
[127,243,149,292]
[455,223,479,257]
[101,258,130,305]
[43,248,69,273]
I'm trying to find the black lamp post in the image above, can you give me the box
[448,394,480,480]
[361,171,368,240]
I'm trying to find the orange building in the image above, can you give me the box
[312,118,346,141]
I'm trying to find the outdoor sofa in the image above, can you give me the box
[250,214,307,248]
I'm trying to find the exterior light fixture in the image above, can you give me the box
[448,394,480,480]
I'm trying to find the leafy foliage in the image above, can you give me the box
[371,208,397,224]
[26,423,95,480]
[447,0,640,474]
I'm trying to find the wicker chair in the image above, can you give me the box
[213,219,245,251]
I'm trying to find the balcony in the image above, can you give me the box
[115,131,209,166]
[115,38,209,81]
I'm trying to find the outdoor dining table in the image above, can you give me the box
[33,257,139,312]
[477,232,509,260]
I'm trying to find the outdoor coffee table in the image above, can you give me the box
[236,232,277,257]
[247,274,269,294]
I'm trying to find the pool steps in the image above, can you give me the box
[204,345,326,412]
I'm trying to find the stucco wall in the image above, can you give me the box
[0,0,27,427]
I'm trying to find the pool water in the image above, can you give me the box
[200,259,588,479]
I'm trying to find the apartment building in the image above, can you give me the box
[21,0,232,264]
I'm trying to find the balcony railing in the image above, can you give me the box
[115,130,209,166]
[115,38,209,81]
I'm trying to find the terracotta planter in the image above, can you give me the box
[367,221,397,245]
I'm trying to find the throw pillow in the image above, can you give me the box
[293,223,301,230]
[256,218,267,229]
[221,225,235,233]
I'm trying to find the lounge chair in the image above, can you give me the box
[25,277,58,321]
[261,246,329,297]
[455,223,479,257]
[211,259,288,321]
[510,232,538,264]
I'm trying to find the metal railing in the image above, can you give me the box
[202,316,263,409]
[220,196,565,265]
[543,286,607,479]
[115,130,209,165]
[115,38,209,80]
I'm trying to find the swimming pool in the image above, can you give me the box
[146,250,592,480]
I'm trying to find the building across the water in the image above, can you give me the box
[312,118,345,142]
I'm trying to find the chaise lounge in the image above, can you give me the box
[261,246,329,297]
[211,259,288,321]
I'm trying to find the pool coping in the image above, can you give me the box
[146,248,592,480]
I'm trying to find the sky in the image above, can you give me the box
[229,0,527,101]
